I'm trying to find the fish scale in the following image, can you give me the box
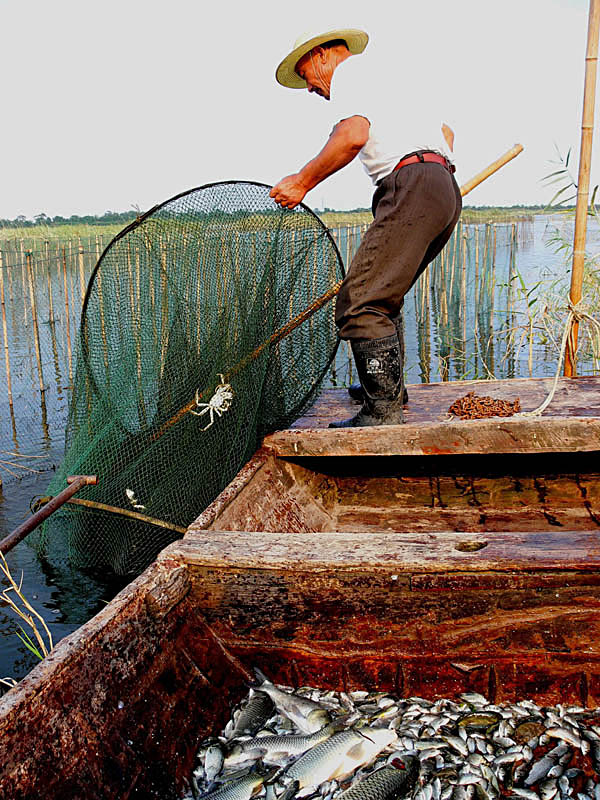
[333,759,419,800]
[284,728,397,789]
[187,680,600,800]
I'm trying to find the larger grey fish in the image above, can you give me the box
[336,757,419,800]
[524,745,570,787]
[283,727,397,790]
[199,771,270,800]
[253,669,331,734]
[225,723,340,767]
[228,690,275,739]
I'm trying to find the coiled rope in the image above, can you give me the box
[516,301,600,418]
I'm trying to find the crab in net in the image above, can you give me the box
[190,374,234,431]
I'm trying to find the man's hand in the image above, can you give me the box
[270,174,309,209]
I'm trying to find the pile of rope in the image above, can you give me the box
[448,391,521,420]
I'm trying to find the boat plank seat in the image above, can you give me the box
[263,375,600,457]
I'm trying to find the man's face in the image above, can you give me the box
[295,47,333,99]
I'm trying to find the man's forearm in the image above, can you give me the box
[270,116,369,209]
[297,116,369,191]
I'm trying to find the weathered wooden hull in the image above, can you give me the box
[2,376,600,799]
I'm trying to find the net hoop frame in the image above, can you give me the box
[78,179,345,405]
[81,180,344,331]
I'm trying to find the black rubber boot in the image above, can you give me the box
[348,382,409,404]
[347,314,408,405]
[330,334,405,428]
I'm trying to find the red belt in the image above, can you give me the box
[393,151,455,174]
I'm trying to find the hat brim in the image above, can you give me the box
[276,28,369,89]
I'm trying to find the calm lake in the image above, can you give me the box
[0,212,596,684]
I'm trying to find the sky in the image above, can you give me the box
[0,0,598,218]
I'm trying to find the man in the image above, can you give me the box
[271,28,462,427]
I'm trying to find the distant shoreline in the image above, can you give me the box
[0,206,573,240]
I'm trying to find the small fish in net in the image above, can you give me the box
[448,391,521,420]
[34,181,344,575]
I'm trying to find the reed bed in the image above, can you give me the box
[0,216,594,483]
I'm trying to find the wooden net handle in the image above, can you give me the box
[154,143,524,440]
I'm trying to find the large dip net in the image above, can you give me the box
[34,182,343,575]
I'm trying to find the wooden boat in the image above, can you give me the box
[1,375,600,800]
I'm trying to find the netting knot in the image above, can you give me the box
[190,375,234,430]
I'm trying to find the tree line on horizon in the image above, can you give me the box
[0,203,569,230]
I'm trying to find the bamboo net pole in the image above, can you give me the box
[45,239,54,324]
[459,144,523,197]
[0,250,13,407]
[78,240,85,303]
[564,0,600,376]
[153,146,524,440]
[26,251,45,393]
[62,247,73,383]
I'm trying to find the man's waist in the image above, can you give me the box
[393,150,455,174]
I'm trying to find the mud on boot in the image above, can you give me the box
[346,313,407,407]
[330,334,405,428]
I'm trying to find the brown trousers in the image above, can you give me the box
[335,161,462,340]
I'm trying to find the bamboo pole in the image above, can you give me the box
[45,239,54,324]
[26,251,45,393]
[0,250,13,407]
[62,247,73,383]
[66,497,187,535]
[153,146,525,440]
[78,240,85,303]
[459,144,524,197]
[565,0,600,376]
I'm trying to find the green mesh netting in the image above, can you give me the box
[34,182,343,575]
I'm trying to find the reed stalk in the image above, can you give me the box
[0,551,53,660]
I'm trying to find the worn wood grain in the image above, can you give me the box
[162,533,600,704]
[187,452,600,536]
[177,530,600,572]
[292,376,600,428]
[262,376,600,457]
[264,415,600,457]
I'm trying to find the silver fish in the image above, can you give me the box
[510,789,540,800]
[205,744,225,783]
[253,669,331,735]
[540,780,559,800]
[228,691,276,739]
[283,728,397,790]
[199,771,269,800]
[225,724,339,767]
[443,736,468,757]
[335,756,419,800]
[546,728,582,750]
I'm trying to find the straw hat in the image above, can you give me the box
[276,28,369,89]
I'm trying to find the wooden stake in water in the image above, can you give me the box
[78,240,86,305]
[565,0,600,376]
[62,247,73,384]
[25,251,45,393]
[0,250,14,407]
[45,239,55,324]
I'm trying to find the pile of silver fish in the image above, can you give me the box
[184,669,600,800]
